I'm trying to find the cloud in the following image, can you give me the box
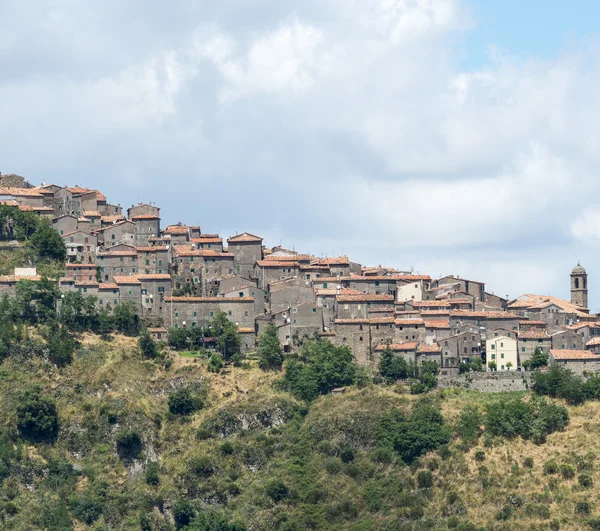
[0,0,599,304]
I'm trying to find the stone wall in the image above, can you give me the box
[437,371,533,393]
[0,174,32,188]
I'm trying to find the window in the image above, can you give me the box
[500,342,504,347]
[175,312,179,317]
[128,290,132,295]
[239,292,244,297]
[158,259,162,265]
[313,308,317,313]
[228,311,232,316]
[491,344,495,350]
[245,311,249,316]
[145,298,149,304]
[491,354,496,359]
[146,260,150,265]
[522,347,525,352]
[111,234,115,240]
[375,281,380,287]
[501,353,504,359]
[323,283,328,288]
[359,336,363,341]
[494,332,498,337]
[120,257,124,262]
[209,311,214,317]
[501,365,504,370]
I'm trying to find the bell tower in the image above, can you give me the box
[570,262,588,309]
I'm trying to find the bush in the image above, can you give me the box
[220,441,235,455]
[456,406,482,443]
[544,460,559,475]
[139,329,158,359]
[576,501,591,515]
[495,505,512,521]
[579,473,594,488]
[378,346,409,381]
[525,503,551,519]
[168,388,200,416]
[208,353,224,373]
[560,464,575,480]
[70,494,103,525]
[116,429,143,460]
[266,480,289,503]
[146,462,160,486]
[46,325,76,367]
[258,324,284,371]
[173,500,195,529]
[189,455,214,478]
[524,457,534,468]
[417,470,433,489]
[325,458,341,474]
[340,446,355,463]
[16,387,59,442]
[168,327,188,351]
[474,451,485,462]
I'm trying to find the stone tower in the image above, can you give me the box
[570,262,588,309]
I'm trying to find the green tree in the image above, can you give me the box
[258,324,284,370]
[529,348,549,370]
[16,387,59,442]
[209,312,241,361]
[30,218,67,261]
[379,346,408,381]
[283,338,357,401]
[113,302,141,336]
[139,329,158,359]
[168,327,188,351]
[46,324,77,367]
[168,388,200,416]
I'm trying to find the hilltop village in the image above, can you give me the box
[0,173,598,375]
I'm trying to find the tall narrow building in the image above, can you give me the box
[570,262,588,309]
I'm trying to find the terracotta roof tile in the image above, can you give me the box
[1,187,43,197]
[113,276,142,284]
[238,327,255,334]
[173,246,233,258]
[550,349,598,361]
[164,296,254,302]
[256,260,299,267]
[395,318,425,325]
[264,254,313,262]
[375,342,419,351]
[82,210,101,217]
[518,330,550,339]
[334,318,395,325]
[424,320,451,329]
[98,283,119,290]
[227,232,263,243]
[148,328,167,333]
[337,294,394,302]
[0,275,41,283]
[190,236,223,244]
[131,214,160,220]
[586,338,600,347]
[134,274,171,281]
[418,343,442,353]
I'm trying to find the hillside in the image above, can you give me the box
[0,334,598,530]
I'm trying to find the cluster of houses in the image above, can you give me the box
[1,173,599,374]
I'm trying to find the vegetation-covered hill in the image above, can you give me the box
[0,332,600,530]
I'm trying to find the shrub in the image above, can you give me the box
[173,500,195,529]
[168,388,200,416]
[372,446,393,464]
[145,462,160,486]
[220,441,235,455]
[266,480,289,503]
[417,470,433,489]
[495,505,512,521]
[325,458,341,474]
[340,446,355,463]
[590,519,600,530]
[456,406,482,443]
[525,503,551,519]
[208,353,224,373]
[560,464,575,480]
[196,428,211,440]
[576,501,591,515]
[524,457,534,468]
[16,387,59,442]
[579,473,594,488]
[70,494,103,525]
[188,455,214,478]
[474,451,485,462]
[139,329,158,359]
[379,346,409,381]
[116,429,143,460]
[168,327,188,351]
[544,460,559,475]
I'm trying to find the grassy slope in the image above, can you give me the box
[0,336,599,529]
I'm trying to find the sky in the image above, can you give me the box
[1,0,600,309]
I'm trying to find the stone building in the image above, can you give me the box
[335,294,395,319]
[163,296,255,329]
[65,263,97,283]
[332,318,395,366]
[62,230,97,264]
[164,224,190,245]
[549,349,600,375]
[114,276,142,308]
[255,260,300,291]
[435,275,486,301]
[97,248,139,282]
[131,215,161,246]
[95,220,136,248]
[127,203,160,220]
[171,246,235,295]
[0,275,41,297]
[517,330,552,364]
[228,232,263,279]
[440,331,482,367]
[98,283,120,309]
[571,263,589,309]
[269,278,314,313]
[136,246,170,275]
[136,274,172,315]
[53,215,78,236]
[394,318,427,343]
[190,235,224,252]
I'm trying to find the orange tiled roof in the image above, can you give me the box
[564,321,600,330]
[368,307,395,313]
[424,320,451,329]
[375,342,419,351]
[412,301,452,308]
[114,276,142,284]
[420,310,450,316]
[97,250,137,256]
[98,283,119,290]
[586,338,600,347]
[519,320,547,326]
[550,349,598,361]
[395,318,424,325]
[173,246,233,258]
[334,318,395,325]
[509,294,590,318]
[227,232,263,243]
[164,296,254,302]
[238,327,255,334]
[317,256,350,265]
[265,254,313,262]
[0,275,41,283]
[337,294,394,302]
[418,343,442,353]
[1,187,43,197]
[131,214,160,220]
[74,280,99,287]
[134,274,171,281]
[518,330,550,339]
[0,200,18,207]
[256,260,299,267]
[82,210,101,217]
[190,236,223,244]
[148,328,167,333]
[101,215,125,223]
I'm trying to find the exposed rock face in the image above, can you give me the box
[0,174,33,188]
